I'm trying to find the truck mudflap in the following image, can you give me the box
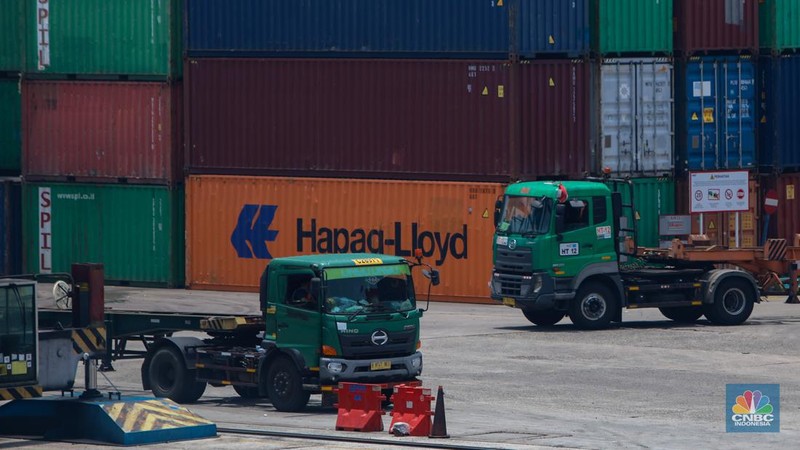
[319,351,423,383]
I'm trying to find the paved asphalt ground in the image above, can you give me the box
[2,284,800,449]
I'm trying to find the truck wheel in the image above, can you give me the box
[659,307,704,323]
[233,385,262,399]
[569,283,615,330]
[522,308,565,326]
[148,347,207,403]
[266,356,310,412]
[704,279,755,325]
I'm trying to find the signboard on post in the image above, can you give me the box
[690,171,749,213]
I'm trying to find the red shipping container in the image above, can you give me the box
[675,0,759,56]
[23,81,183,185]
[185,58,512,181]
[519,59,591,179]
[767,173,800,244]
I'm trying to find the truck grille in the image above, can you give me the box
[495,247,533,273]
[339,330,415,359]
[494,273,526,297]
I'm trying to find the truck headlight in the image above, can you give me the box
[533,275,543,293]
[327,362,344,373]
[411,356,421,368]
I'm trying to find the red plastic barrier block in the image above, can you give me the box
[389,386,432,436]
[335,383,385,432]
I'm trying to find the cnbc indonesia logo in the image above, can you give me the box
[727,385,779,433]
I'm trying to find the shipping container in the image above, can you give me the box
[24,0,181,78]
[518,59,590,179]
[186,175,502,304]
[676,56,756,172]
[770,173,800,244]
[186,58,511,181]
[674,0,759,56]
[759,54,800,172]
[607,177,676,248]
[0,0,24,72]
[0,178,22,276]
[760,0,800,53]
[0,78,21,174]
[22,80,183,184]
[590,0,673,55]
[22,183,184,287]
[186,0,509,59]
[518,0,589,57]
[675,173,760,247]
[598,58,674,177]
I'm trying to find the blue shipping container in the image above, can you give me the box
[518,0,589,57]
[186,0,509,58]
[0,179,22,276]
[759,55,800,172]
[679,56,756,172]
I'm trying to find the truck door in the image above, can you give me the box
[274,270,322,366]
[556,197,599,276]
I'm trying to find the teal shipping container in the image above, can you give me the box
[607,177,676,248]
[760,0,800,53]
[0,0,24,72]
[22,183,184,287]
[591,0,673,55]
[24,0,182,78]
[0,79,21,174]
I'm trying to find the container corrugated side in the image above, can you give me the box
[675,0,759,56]
[677,56,757,173]
[760,0,800,53]
[759,55,800,172]
[22,80,182,184]
[186,58,511,181]
[0,0,23,72]
[1,179,22,276]
[186,175,501,304]
[598,58,674,177]
[185,0,508,59]
[591,0,673,55]
[774,174,800,243]
[24,0,181,78]
[0,79,21,174]
[607,177,676,248]
[675,174,760,247]
[518,0,589,57]
[22,183,184,287]
[519,60,590,179]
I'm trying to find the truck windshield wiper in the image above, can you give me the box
[347,306,366,322]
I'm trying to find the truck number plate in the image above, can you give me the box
[559,243,580,256]
[370,360,391,371]
[502,297,516,307]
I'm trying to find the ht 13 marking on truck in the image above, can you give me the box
[231,205,279,259]
[297,219,467,266]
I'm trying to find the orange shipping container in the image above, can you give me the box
[186,175,503,303]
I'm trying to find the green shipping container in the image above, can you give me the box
[591,0,673,55]
[22,183,184,287]
[0,0,24,71]
[607,177,676,248]
[760,0,800,52]
[24,0,181,78]
[0,79,21,174]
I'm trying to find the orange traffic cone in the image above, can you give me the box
[429,385,449,438]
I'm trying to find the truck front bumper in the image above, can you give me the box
[490,271,558,310]
[319,352,423,384]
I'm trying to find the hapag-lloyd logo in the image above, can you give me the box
[229,205,468,266]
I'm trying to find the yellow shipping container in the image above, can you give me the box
[186,175,503,303]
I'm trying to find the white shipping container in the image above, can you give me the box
[598,58,674,177]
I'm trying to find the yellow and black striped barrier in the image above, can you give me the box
[71,326,106,356]
[0,385,42,400]
[103,399,214,432]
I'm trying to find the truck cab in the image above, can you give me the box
[490,180,759,329]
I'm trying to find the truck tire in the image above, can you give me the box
[266,356,310,412]
[522,308,565,326]
[148,347,207,403]
[233,385,262,399]
[659,306,704,323]
[704,279,755,325]
[569,282,615,330]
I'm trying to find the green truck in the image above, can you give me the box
[490,179,761,329]
[141,253,438,411]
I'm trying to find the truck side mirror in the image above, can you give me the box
[310,277,322,301]
[555,203,566,234]
[493,198,503,227]
[423,269,440,286]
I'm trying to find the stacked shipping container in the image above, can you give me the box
[18,0,185,286]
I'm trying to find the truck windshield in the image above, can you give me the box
[497,195,551,235]
[323,274,415,314]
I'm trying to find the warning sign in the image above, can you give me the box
[482,87,488,96]
[482,209,489,219]
[788,185,795,200]
[703,107,714,123]
[690,171,749,213]
[708,220,716,230]
[692,112,699,121]
[549,78,555,87]
[548,35,555,44]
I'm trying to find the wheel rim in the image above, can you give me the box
[273,370,291,398]
[722,288,746,315]
[580,293,607,321]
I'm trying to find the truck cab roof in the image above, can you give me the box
[267,253,409,270]
[505,180,611,199]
